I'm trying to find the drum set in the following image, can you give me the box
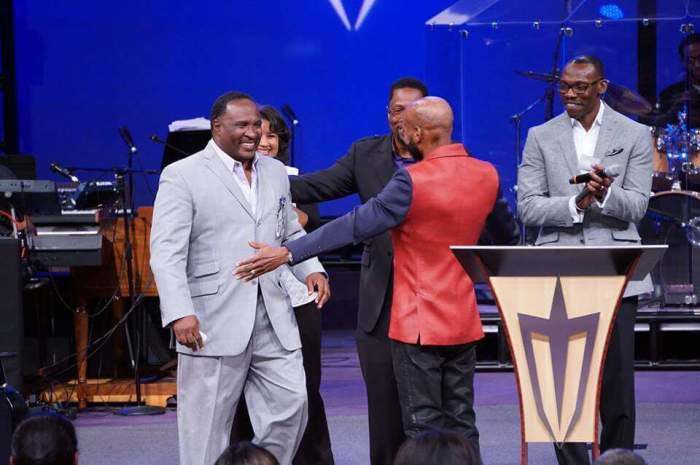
[644,106,700,305]
[651,108,700,193]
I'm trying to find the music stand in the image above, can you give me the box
[159,130,210,170]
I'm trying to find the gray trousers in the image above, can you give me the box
[177,294,308,465]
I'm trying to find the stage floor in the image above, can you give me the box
[73,330,700,465]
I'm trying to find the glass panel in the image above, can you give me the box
[428,0,695,25]
[426,0,700,206]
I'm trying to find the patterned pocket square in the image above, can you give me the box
[605,148,624,157]
[275,196,287,239]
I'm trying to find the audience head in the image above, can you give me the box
[214,442,279,465]
[10,414,78,465]
[257,106,292,165]
[398,96,453,161]
[210,91,262,163]
[393,429,479,465]
[387,77,429,146]
[594,448,648,465]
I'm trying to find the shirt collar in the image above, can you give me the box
[392,150,416,165]
[211,139,259,173]
[570,100,605,129]
[424,143,469,161]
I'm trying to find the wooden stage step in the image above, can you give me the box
[41,378,176,408]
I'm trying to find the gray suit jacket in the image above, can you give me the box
[150,140,324,356]
[517,105,653,295]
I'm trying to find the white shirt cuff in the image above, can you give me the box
[569,195,585,223]
[595,187,612,209]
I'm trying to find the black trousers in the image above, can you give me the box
[355,287,406,465]
[390,339,482,463]
[231,301,334,465]
[555,296,638,465]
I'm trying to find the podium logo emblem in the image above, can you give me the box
[327,0,377,31]
[517,279,600,442]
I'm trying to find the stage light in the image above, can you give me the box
[599,4,624,20]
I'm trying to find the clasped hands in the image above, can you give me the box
[235,241,330,309]
[576,163,613,211]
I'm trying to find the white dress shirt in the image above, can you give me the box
[212,140,259,215]
[277,164,317,307]
[568,101,611,222]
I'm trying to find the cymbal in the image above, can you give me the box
[604,82,653,116]
[515,70,559,83]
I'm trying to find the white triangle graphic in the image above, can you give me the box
[354,0,377,30]
[328,0,352,31]
[327,0,377,31]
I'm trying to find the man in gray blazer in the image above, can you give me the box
[150,91,329,465]
[518,56,652,465]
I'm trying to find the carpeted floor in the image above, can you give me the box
[74,331,700,465]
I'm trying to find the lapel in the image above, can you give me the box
[555,114,579,179]
[374,136,398,190]
[254,158,268,221]
[592,105,618,163]
[202,141,255,220]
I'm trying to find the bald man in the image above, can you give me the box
[235,97,519,461]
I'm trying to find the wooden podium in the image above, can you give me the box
[451,245,666,464]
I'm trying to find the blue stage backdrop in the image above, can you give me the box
[13,0,456,215]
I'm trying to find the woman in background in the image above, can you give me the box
[230,106,334,465]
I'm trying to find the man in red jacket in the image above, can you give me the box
[236,97,518,462]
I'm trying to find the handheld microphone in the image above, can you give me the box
[50,163,80,183]
[119,126,138,153]
[569,165,621,184]
[150,134,191,157]
[280,104,299,126]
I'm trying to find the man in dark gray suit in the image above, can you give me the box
[289,77,427,465]
[518,55,653,465]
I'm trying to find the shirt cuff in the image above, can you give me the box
[595,187,612,209]
[569,195,585,224]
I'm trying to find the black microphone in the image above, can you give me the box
[50,162,80,183]
[119,126,138,153]
[569,165,622,184]
[280,104,299,126]
[150,134,191,157]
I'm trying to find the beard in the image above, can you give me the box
[406,139,423,161]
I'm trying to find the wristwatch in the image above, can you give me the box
[287,250,294,264]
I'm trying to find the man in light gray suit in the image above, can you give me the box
[150,91,330,465]
[517,56,652,465]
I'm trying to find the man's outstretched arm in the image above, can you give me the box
[235,169,413,279]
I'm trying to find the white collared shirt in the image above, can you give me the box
[568,101,611,222]
[212,140,259,215]
[571,101,605,164]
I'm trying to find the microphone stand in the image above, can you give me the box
[510,91,552,245]
[150,134,190,157]
[510,11,570,244]
[68,165,163,416]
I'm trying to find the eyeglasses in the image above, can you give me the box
[558,78,605,94]
[386,105,406,117]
